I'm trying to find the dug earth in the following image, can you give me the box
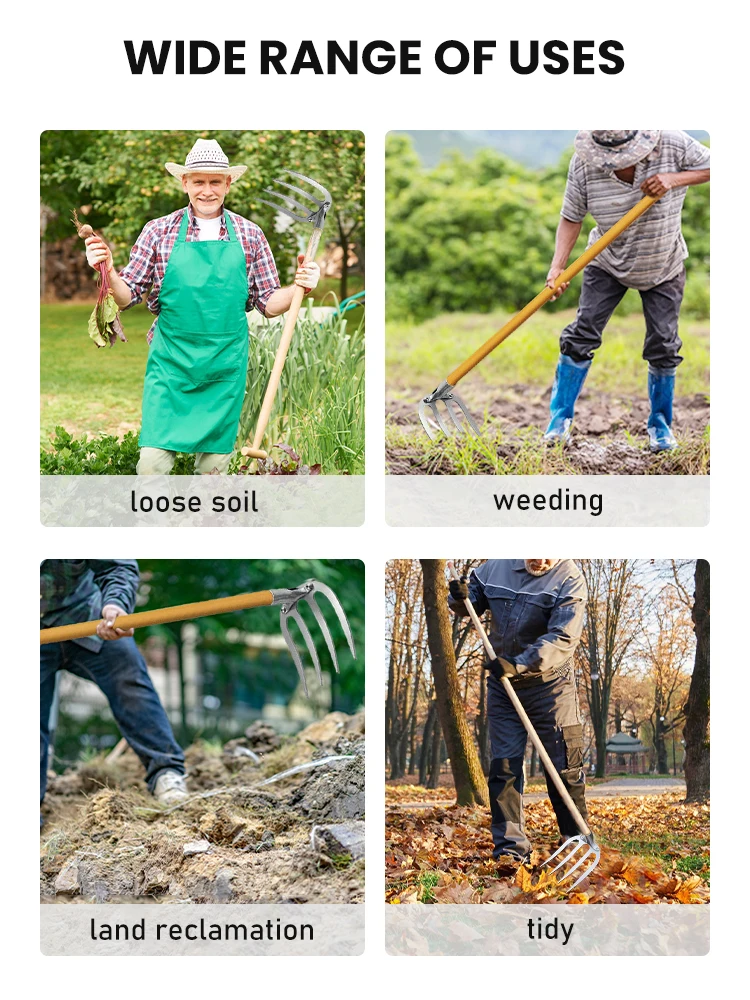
[41,712,365,905]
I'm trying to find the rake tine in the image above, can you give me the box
[265,186,317,217]
[444,397,467,433]
[307,581,357,661]
[282,169,332,204]
[287,607,323,687]
[430,401,452,437]
[418,400,438,440]
[279,611,309,696]
[304,593,340,673]
[257,197,310,225]
[452,393,481,436]
[542,835,600,888]
[274,178,326,209]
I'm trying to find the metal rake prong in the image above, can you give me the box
[430,401,452,437]
[418,380,480,440]
[257,197,311,225]
[279,610,309,696]
[264,186,317,217]
[418,400,438,440]
[306,580,357,661]
[287,607,323,687]
[541,835,600,888]
[283,169,332,205]
[304,593,340,673]
[274,178,327,210]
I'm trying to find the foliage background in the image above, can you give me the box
[386,132,710,322]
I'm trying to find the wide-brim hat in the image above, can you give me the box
[165,138,247,180]
[574,130,661,170]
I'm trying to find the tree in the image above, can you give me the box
[577,560,642,777]
[683,560,710,801]
[420,560,488,807]
[385,560,427,778]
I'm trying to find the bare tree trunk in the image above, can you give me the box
[421,560,489,807]
[419,701,437,786]
[684,560,710,802]
[427,723,443,789]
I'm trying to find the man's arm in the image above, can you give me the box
[89,560,140,641]
[264,256,321,318]
[641,168,710,198]
[84,236,132,308]
[546,217,583,302]
[514,576,587,674]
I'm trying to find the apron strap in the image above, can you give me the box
[176,209,190,243]
[224,211,238,242]
[176,207,239,243]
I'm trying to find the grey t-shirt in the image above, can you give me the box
[561,130,710,290]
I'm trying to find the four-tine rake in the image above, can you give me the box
[39,578,356,697]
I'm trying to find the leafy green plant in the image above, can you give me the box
[40,427,195,475]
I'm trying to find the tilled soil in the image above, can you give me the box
[41,712,365,905]
[386,384,710,476]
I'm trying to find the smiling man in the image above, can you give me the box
[85,138,320,475]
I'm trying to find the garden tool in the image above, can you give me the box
[241,171,332,461]
[419,194,661,440]
[39,579,355,697]
[446,562,600,888]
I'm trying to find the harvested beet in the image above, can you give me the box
[73,210,127,349]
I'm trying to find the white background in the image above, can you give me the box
[4,0,745,986]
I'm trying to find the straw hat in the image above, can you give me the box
[165,139,247,180]
[574,130,661,170]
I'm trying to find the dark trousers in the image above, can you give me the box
[487,666,587,858]
[560,265,685,371]
[40,637,185,803]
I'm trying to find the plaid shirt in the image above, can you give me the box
[119,205,281,343]
[40,560,140,653]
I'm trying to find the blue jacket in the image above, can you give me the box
[449,559,587,683]
[40,560,140,652]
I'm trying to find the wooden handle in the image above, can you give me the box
[244,226,323,456]
[448,194,659,385]
[40,590,275,645]
[446,562,591,838]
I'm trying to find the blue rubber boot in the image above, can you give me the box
[647,369,678,453]
[543,355,592,444]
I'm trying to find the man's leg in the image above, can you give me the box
[136,447,176,475]
[520,667,588,839]
[487,676,531,858]
[195,452,233,475]
[641,268,686,452]
[545,266,628,443]
[40,644,62,805]
[64,638,185,791]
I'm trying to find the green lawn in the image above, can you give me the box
[387,302,709,399]
[40,302,152,446]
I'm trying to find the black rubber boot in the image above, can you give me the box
[488,756,532,859]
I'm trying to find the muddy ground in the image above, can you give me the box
[41,712,365,905]
[386,384,710,475]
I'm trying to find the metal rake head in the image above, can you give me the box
[259,169,332,229]
[271,580,356,696]
[418,380,481,441]
[541,834,600,889]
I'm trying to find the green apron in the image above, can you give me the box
[139,209,248,454]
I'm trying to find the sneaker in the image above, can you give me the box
[153,769,189,805]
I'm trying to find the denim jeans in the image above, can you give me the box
[40,637,185,803]
[560,264,685,371]
[486,665,587,857]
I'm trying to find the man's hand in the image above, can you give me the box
[486,656,518,680]
[546,266,570,302]
[449,577,469,601]
[641,173,675,198]
[85,235,114,273]
[96,604,134,641]
[294,254,321,294]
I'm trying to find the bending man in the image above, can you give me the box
[543,130,710,453]
[449,559,588,860]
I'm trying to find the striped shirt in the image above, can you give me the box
[119,205,281,342]
[561,130,710,289]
